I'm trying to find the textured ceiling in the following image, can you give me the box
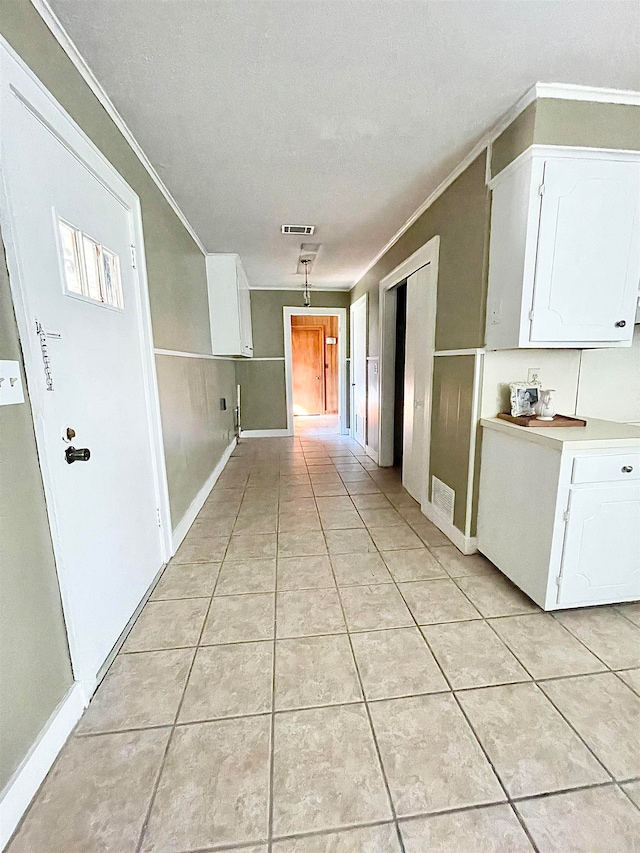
[48,0,640,289]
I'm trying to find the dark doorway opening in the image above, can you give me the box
[393,281,407,468]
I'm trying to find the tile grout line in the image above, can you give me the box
[318,494,408,853]
[266,471,281,853]
[133,475,245,853]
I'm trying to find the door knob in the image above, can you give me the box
[615,320,627,328]
[65,446,91,464]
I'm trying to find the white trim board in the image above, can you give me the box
[0,682,86,850]
[352,82,640,287]
[240,428,292,438]
[423,501,478,555]
[154,348,236,362]
[489,144,640,188]
[30,0,207,255]
[283,306,348,436]
[365,445,379,464]
[249,286,352,292]
[171,438,237,552]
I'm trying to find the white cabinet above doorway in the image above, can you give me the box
[206,253,254,357]
[486,147,640,350]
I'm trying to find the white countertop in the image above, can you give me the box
[480,417,640,450]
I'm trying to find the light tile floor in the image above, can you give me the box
[8,435,640,853]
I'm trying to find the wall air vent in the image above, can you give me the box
[281,225,315,235]
[431,476,455,524]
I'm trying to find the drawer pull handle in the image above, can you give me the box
[621,466,633,473]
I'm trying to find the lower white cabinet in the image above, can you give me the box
[478,418,640,610]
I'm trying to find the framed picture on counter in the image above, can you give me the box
[509,381,542,417]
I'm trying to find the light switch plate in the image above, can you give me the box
[0,361,25,406]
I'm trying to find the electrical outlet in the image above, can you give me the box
[527,368,542,384]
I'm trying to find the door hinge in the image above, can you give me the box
[562,509,570,523]
[156,508,162,528]
[538,183,545,197]
[131,244,137,270]
[555,575,562,587]
[528,309,535,322]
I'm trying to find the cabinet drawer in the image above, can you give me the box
[572,453,640,485]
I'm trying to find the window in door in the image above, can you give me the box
[58,218,124,309]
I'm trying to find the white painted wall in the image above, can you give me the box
[481,326,640,424]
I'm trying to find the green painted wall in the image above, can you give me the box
[155,356,236,522]
[0,0,233,792]
[492,99,640,175]
[352,153,490,353]
[0,244,74,791]
[239,290,351,430]
[250,290,351,357]
[491,101,537,176]
[430,356,476,532]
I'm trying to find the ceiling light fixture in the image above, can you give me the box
[301,258,312,307]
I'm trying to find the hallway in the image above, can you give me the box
[8,435,640,852]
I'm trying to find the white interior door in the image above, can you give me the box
[1,54,165,689]
[402,265,431,501]
[559,483,640,607]
[351,295,367,447]
[530,157,640,343]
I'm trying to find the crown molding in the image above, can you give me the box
[535,82,640,105]
[29,0,207,254]
[352,81,640,288]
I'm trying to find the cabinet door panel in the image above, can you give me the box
[559,483,640,607]
[530,158,640,343]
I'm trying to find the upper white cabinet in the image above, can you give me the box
[486,148,640,349]
[206,253,254,357]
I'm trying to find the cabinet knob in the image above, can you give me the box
[615,320,627,328]
[622,465,633,473]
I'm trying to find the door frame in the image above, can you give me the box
[349,293,367,447]
[0,39,173,693]
[283,306,348,436]
[291,323,327,414]
[378,236,440,504]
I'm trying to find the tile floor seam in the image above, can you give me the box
[342,524,544,853]
[485,613,615,677]
[266,489,281,853]
[321,517,407,853]
[134,489,243,853]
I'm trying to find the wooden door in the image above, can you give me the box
[292,325,325,414]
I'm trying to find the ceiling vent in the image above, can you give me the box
[281,224,315,235]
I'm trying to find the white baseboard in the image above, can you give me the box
[422,501,478,555]
[0,682,86,850]
[365,444,379,464]
[240,428,292,438]
[171,438,237,553]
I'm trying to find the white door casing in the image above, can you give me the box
[378,237,439,507]
[0,43,171,693]
[559,483,640,607]
[531,157,640,343]
[402,265,431,501]
[283,306,347,437]
[350,294,367,448]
